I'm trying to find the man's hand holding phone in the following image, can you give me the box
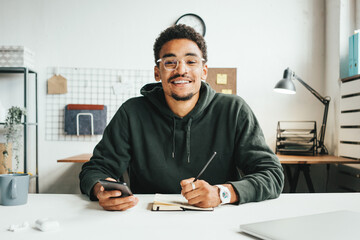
[94,177,138,211]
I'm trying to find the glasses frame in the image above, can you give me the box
[156,56,205,71]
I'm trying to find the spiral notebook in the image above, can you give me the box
[152,194,214,211]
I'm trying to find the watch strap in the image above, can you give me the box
[216,185,231,205]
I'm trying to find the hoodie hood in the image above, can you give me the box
[140,81,216,163]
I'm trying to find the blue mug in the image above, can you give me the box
[0,173,29,206]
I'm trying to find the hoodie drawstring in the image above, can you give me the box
[172,118,176,159]
[186,118,192,163]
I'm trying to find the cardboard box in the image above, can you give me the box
[0,46,35,69]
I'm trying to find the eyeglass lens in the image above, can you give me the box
[162,56,203,70]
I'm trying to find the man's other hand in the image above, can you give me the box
[180,178,221,208]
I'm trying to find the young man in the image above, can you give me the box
[79,24,284,211]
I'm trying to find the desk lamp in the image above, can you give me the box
[274,67,330,154]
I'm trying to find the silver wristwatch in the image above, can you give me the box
[216,185,231,205]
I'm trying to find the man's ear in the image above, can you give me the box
[154,65,161,82]
[201,64,208,81]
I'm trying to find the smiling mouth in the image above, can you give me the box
[172,80,191,84]
[168,74,193,85]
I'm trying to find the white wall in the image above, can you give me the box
[325,0,341,157]
[357,0,360,27]
[0,0,327,193]
[325,0,356,157]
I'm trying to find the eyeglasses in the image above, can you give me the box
[157,55,205,71]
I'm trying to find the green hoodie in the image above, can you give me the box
[80,82,284,203]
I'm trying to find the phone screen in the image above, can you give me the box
[98,179,133,198]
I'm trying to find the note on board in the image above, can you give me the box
[216,74,227,85]
[221,89,232,94]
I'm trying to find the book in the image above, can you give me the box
[350,34,354,76]
[152,194,214,211]
[354,33,359,75]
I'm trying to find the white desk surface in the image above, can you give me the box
[1,193,359,240]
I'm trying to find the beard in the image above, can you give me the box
[171,92,195,101]
[168,74,196,101]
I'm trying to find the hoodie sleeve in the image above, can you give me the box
[228,102,284,204]
[79,106,131,200]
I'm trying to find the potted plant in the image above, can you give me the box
[1,106,26,174]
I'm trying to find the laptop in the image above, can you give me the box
[240,210,360,240]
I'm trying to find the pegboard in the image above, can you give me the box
[45,67,154,141]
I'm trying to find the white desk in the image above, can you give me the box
[1,193,359,240]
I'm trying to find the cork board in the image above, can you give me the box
[206,68,236,94]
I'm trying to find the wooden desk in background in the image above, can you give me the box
[58,153,360,193]
[277,154,360,193]
[57,153,92,163]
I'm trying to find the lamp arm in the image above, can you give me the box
[293,73,330,154]
[293,74,329,105]
[318,100,329,154]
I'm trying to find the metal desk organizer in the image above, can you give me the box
[64,104,107,136]
[276,121,317,156]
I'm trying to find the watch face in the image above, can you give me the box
[222,191,229,199]
[217,185,231,204]
[175,13,206,36]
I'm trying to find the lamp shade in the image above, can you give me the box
[273,68,296,94]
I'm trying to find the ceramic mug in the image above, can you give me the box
[0,173,29,206]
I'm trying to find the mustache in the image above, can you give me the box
[168,74,192,83]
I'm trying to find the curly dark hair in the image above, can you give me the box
[153,24,208,66]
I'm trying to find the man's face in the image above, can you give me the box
[154,39,208,102]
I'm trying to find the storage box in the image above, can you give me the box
[0,46,35,69]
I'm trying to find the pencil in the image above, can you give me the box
[193,152,217,182]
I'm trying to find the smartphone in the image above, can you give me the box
[98,179,133,198]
